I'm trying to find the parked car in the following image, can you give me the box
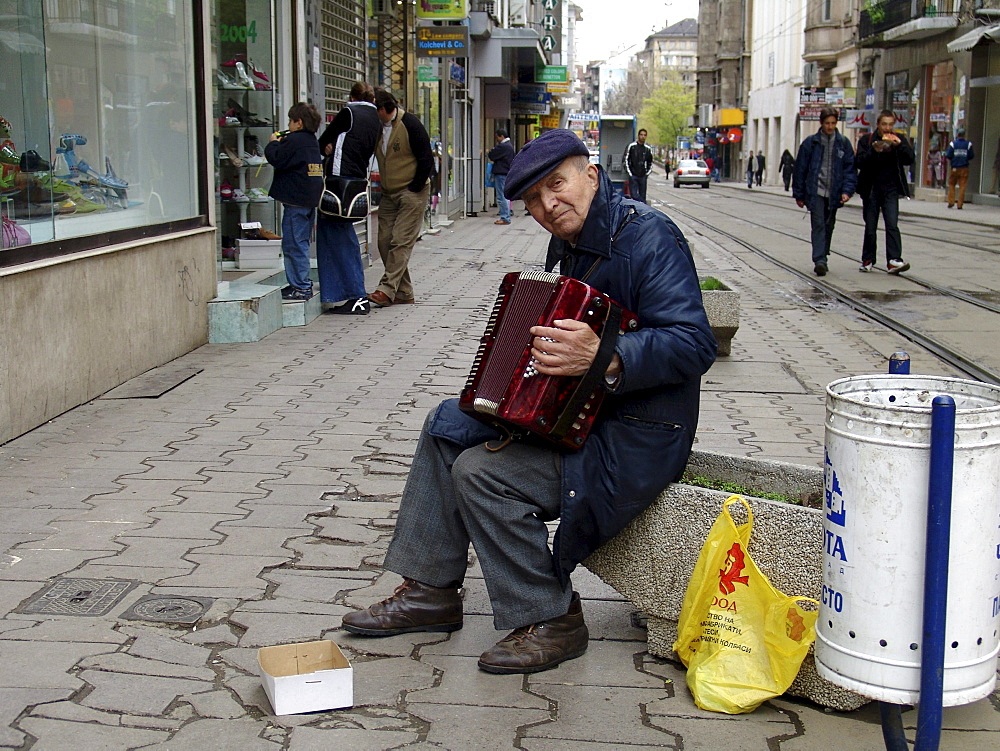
[674,159,710,189]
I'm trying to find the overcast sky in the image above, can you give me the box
[573,0,701,64]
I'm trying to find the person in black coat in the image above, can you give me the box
[339,129,715,676]
[855,109,913,274]
[316,81,381,314]
[792,108,857,276]
[779,149,795,191]
[488,128,515,224]
[755,151,765,186]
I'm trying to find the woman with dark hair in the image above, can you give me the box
[779,149,795,191]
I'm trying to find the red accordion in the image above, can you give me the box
[459,271,639,450]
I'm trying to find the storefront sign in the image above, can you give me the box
[540,115,561,129]
[415,0,468,20]
[512,84,551,115]
[536,65,567,83]
[844,110,873,129]
[540,0,561,60]
[418,64,439,82]
[450,61,466,85]
[415,26,469,57]
[929,112,949,123]
[546,82,571,94]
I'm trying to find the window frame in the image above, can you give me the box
[0,0,210,271]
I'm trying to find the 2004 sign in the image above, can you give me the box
[220,21,258,43]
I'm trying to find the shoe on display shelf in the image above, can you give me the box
[222,144,243,166]
[231,188,250,203]
[219,180,234,201]
[222,54,271,86]
[243,152,266,166]
[216,69,243,90]
[245,187,270,202]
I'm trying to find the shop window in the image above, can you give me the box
[922,61,954,190]
[981,45,1000,197]
[1,1,202,257]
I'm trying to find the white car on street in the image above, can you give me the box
[674,159,710,189]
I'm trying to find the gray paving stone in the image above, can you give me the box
[123,631,212,667]
[287,726,420,750]
[413,703,551,751]
[321,499,397,520]
[312,517,382,545]
[30,699,126,726]
[0,580,49,617]
[0,617,131,644]
[528,638,665,690]
[190,527,303,558]
[17,716,168,750]
[157,553,289,591]
[350,655,438,707]
[0,640,118,689]
[409,654,549,709]
[187,471,283,494]
[98,536,201,569]
[125,512,239,540]
[150,718,280,749]
[0,689,71,747]
[0,548,113,581]
[180,688,247,719]
[236,599,349,617]
[181,624,240,647]
[284,538,384,569]
[79,669,209,716]
[163,490,264,515]
[230,611,340,648]
[79,652,215,681]
[217,504,313,530]
[263,569,374,602]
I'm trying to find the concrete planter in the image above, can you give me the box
[584,449,869,712]
[700,280,739,356]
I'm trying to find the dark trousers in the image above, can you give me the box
[807,194,839,264]
[861,187,902,266]
[628,175,648,203]
[755,168,763,186]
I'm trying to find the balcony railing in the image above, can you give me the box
[859,0,957,41]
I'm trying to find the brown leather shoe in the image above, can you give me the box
[341,579,463,636]
[477,592,588,674]
[392,296,415,304]
[367,290,392,307]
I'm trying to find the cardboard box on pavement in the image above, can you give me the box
[257,640,353,715]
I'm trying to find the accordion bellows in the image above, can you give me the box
[460,271,638,450]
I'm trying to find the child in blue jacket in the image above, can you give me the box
[265,102,324,300]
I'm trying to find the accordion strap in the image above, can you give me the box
[550,302,623,442]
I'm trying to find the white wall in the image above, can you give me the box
[746,0,807,183]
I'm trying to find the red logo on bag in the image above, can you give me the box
[786,608,806,641]
[718,542,750,595]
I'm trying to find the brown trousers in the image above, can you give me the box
[947,166,969,208]
[375,184,429,301]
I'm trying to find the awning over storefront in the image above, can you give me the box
[947,23,1000,53]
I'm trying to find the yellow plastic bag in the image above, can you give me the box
[672,495,818,714]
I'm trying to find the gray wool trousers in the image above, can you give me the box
[383,411,573,631]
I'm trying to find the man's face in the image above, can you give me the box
[821,116,838,136]
[877,116,895,135]
[637,131,647,144]
[521,157,599,244]
[376,106,393,125]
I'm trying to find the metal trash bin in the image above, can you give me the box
[817,375,1000,706]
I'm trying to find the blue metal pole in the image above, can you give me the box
[889,351,911,375]
[880,352,914,751]
[914,395,956,751]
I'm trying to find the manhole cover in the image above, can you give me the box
[17,578,138,616]
[120,595,213,624]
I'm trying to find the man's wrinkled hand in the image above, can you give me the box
[529,319,599,377]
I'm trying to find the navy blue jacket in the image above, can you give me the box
[426,169,717,585]
[945,138,974,169]
[265,130,324,208]
[792,128,857,206]
[488,138,515,176]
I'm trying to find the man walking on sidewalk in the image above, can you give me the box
[755,151,765,186]
[946,128,975,209]
[367,88,435,308]
[855,110,913,274]
[793,107,856,277]
[340,129,716,675]
[623,129,653,202]
[488,128,515,225]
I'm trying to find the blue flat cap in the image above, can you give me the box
[504,129,590,199]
